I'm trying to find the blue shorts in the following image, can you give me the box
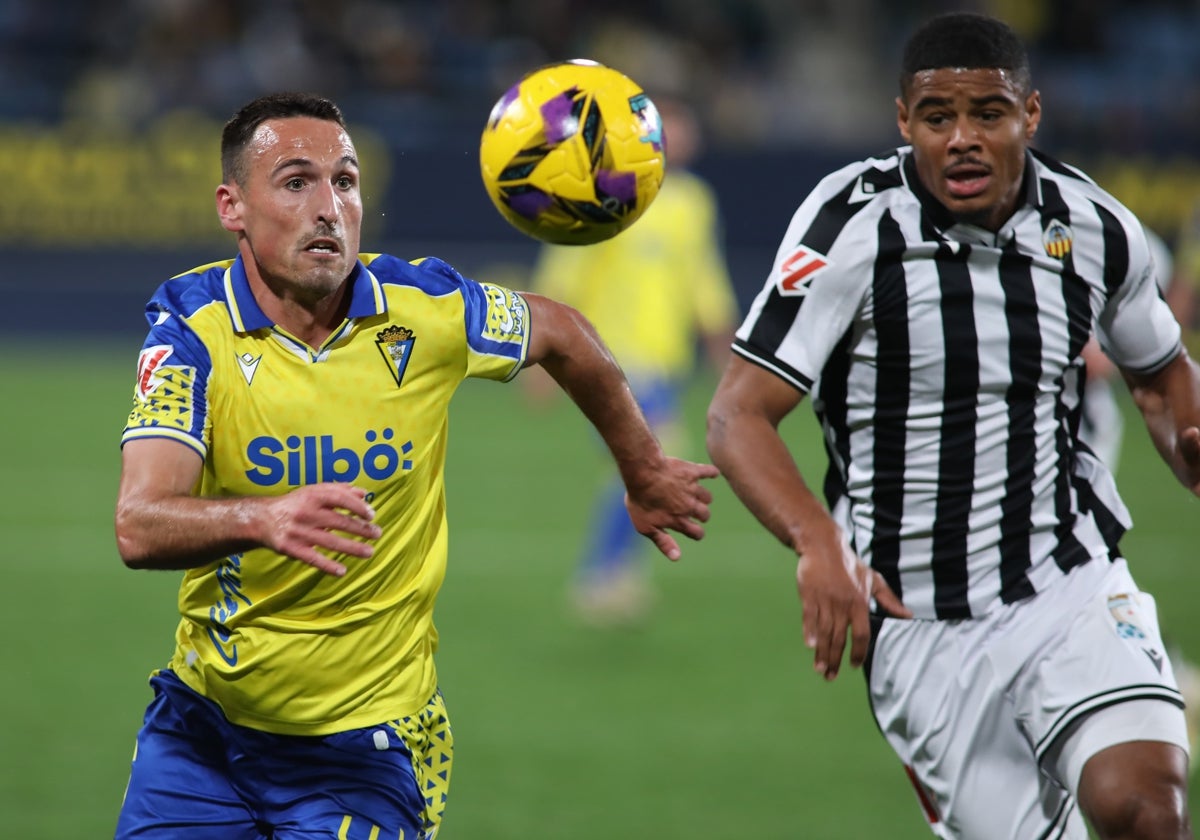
[114,670,453,839]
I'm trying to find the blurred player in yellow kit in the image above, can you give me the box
[530,97,739,624]
[111,92,719,839]
[1174,198,1200,348]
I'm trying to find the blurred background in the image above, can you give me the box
[3,0,1200,333]
[2,0,1199,837]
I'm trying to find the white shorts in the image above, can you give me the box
[867,559,1188,839]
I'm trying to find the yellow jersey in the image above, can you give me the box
[531,169,738,380]
[122,253,529,735]
[1178,201,1200,293]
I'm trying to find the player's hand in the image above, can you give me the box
[624,457,720,560]
[260,483,381,576]
[796,534,911,681]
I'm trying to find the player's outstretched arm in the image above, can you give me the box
[115,438,380,576]
[707,356,910,680]
[1124,350,1200,495]
[522,292,718,559]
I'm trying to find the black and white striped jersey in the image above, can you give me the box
[734,146,1182,620]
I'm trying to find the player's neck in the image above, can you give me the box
[264,294,346,348]
[242,260,350,349]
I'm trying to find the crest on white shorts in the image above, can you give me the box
[1107,593,1147,640]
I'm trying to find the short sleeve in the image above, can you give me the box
[121,303,214,457]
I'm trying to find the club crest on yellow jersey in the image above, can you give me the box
[376,325,416,387]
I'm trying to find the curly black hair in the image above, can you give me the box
[900,12,1031,98]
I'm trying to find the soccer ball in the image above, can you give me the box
[479,59,666,245]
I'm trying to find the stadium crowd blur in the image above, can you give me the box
[6,0,1199,151]
[2,0,1199,335]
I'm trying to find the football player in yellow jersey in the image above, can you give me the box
[112,92,719,840]
[1174,198,1200,350]
[529,97,739,624]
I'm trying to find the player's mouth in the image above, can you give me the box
[944,162,991,199]
[302,237,342,256]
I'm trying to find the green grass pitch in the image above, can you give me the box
[1,342,1197,838]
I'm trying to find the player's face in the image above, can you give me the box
[218,116,362,299]
[897,68,1041,232]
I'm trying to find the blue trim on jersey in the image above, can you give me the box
[132,297,216,449]
[461,280,529,360]
[374,255,467,297]
[225,258,266,331]
[149,263,230,325]
[123,428,208,459]
[373,254,528,363]
[224,257,385,332]
[151,256,439,332]
[346,262,386,318]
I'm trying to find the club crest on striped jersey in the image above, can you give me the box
[776,245,831,296]
[376,325,415,387]
[1042,219,1073,260]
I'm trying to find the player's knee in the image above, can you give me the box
[1082,769,1190,839]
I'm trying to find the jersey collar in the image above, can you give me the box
[222,256,387,333]
[901,148,1042,234]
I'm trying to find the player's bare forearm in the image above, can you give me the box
[706,355,826,551]
[708,356,910,679]
[707,398,833,553]
[116,438,378,575]
[1126,350,1200,493]
[117,492,281,569]
[524,293,719,556]
[524,293,666,484]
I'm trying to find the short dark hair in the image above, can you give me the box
[221,93,347,185]
[900,13,1031,98]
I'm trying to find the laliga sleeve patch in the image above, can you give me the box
[776,246,832,296]
[137,344,175,399]
[130,343,197,431]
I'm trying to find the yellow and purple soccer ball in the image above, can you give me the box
[479,59,666,245]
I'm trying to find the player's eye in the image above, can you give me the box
[335,175,355,190]
[285,177,305,190]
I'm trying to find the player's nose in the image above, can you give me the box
[313,180,341,225]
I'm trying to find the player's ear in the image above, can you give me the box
[216,183,244,233]
[1024,90,1042,140]
[896,96,912,142]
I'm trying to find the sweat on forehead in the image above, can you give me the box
[906,67,1027,97]
[240,118,357,171]
[220,92,349,183]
